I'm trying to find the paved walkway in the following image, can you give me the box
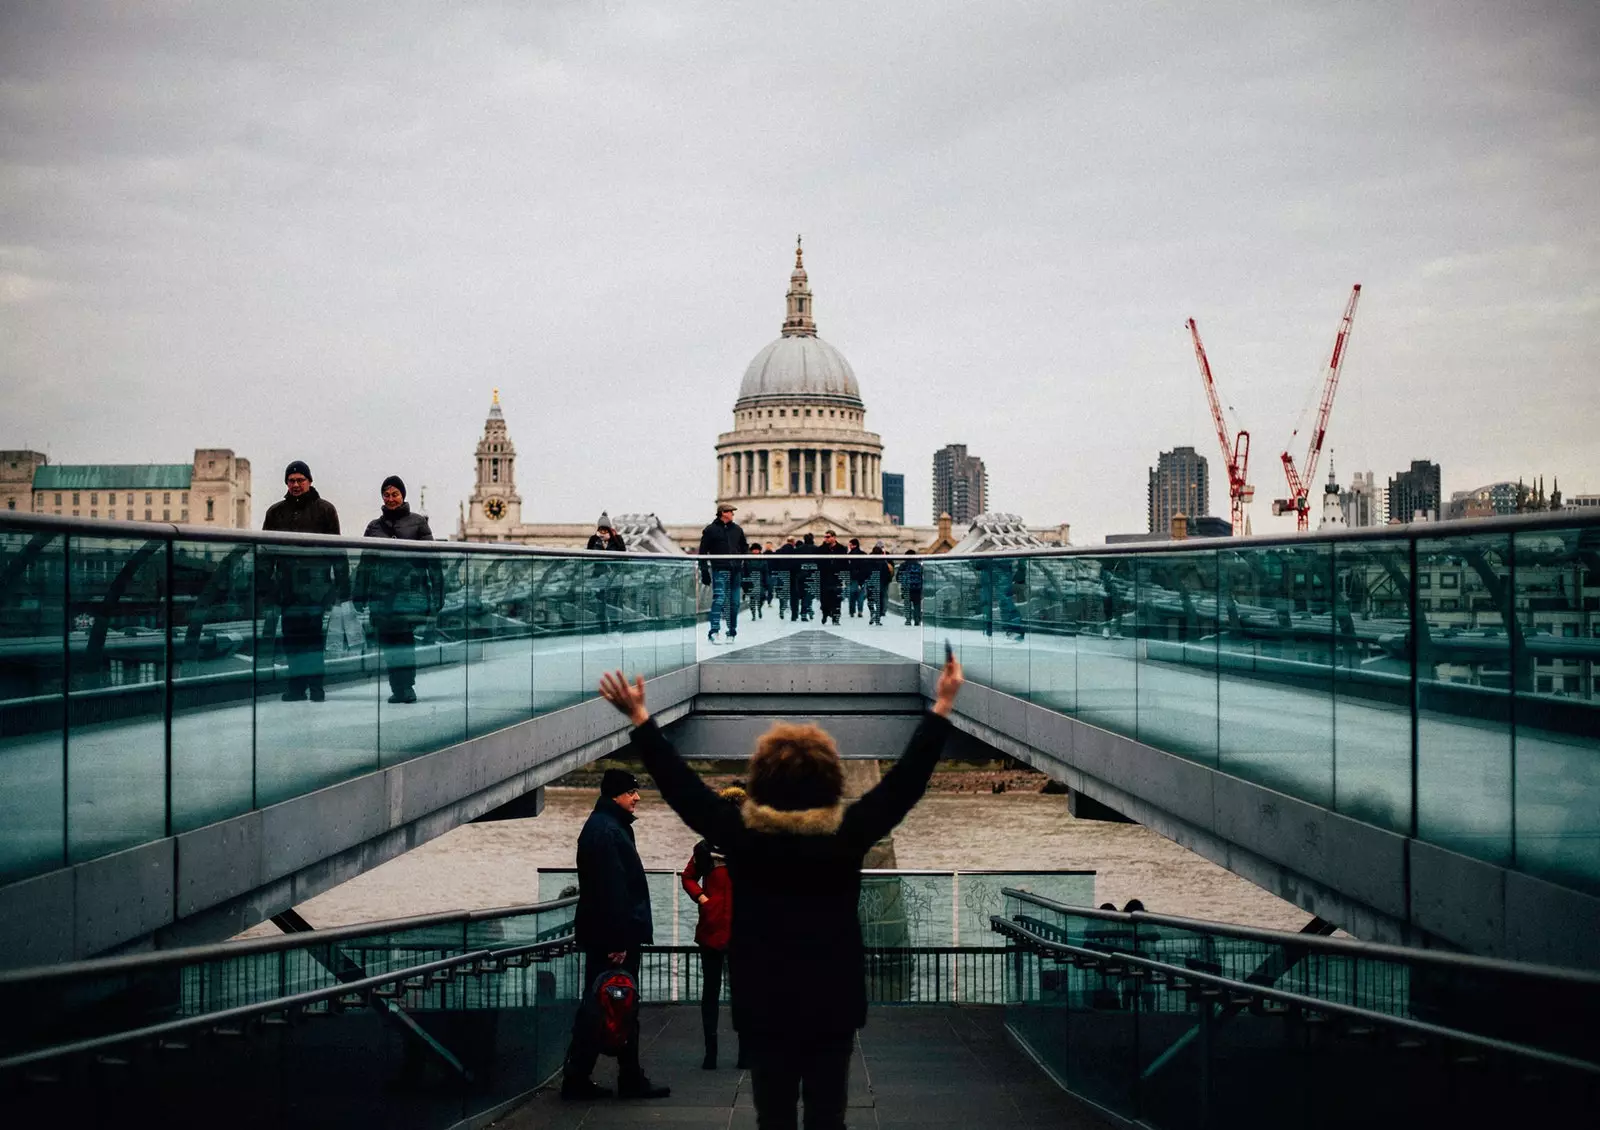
[498,1004,1111,1129]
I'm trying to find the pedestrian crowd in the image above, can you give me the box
[696,503,926,643]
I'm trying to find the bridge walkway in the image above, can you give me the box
[504,1004,1113,1130]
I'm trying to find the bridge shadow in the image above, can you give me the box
[505,1004,1112,1128]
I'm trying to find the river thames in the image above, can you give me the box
[265,786,1311,933]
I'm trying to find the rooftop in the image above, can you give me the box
[31,464,192,490]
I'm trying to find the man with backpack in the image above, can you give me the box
[561,768,670,1102]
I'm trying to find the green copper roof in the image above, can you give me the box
[32,464,193,491]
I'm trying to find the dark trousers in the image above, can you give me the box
[564,947,644,1083]
[904,588,923,625]
[786,574,801,620]
[280,607,327,693]
[374,620,416,693]
[699,946,726,1047]
[748,1031,854,1130]
[848,581,864,616]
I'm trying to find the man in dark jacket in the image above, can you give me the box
[561,768,669,1102]
[261,460,346,702]
[352,476,442,704]
[597,655,964,1130]
[866,542,894,626]
[774,536,799,620]
[898,549,925,626]
[817,531,849,625]
[697,505,748,643]
[846,538,868,618]
[797,533,820,621]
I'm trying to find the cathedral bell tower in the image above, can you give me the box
[462,390,522,539]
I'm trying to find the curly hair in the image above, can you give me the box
[747,723,843,811]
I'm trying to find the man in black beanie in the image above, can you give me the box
[561,767,670,1102]
[262,460,346,702]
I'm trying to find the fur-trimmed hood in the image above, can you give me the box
[739,800,844,836]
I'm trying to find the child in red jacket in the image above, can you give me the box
[680,786,745,1070]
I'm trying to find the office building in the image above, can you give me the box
[882,472,904,525]
[1388,460,1442,524]
[1147,446,1208,534]
[932,444,987,523]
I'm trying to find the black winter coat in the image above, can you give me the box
[261,487,348,607]
[353,504,445,624]
[585,533,627,551]
[573,796,654,952]
[631,712,951,1038]
[697,517,749,583]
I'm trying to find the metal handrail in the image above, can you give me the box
[0,949,494,1071]
[6,506,1594,562]
[997,888,1600,986]
[0,897,577,987]
[988,915,1600,1076]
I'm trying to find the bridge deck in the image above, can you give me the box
[503,1004,1111,1129]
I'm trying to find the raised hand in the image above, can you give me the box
[932,655,964,718]
[598,670,650,726]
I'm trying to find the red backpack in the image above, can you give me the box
[581,965,639,1055]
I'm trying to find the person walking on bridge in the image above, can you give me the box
[560,768,670,1102]
[597,653,964,1130]
[698,504,748,644]
[586,513,626,632]
[261,460,346,702]
[352,476,442,704]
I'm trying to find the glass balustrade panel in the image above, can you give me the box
[66,533,168,863]
[170,539,257,832]
[1415,532,1513,864]
[0,525,67,882]
[1512,526,1600,893]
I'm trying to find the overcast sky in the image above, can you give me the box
[3,1,1596,541]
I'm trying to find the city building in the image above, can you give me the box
[1446,481,1520,521]
[456,243,1069,551]
[882,472,905,525]
[1387,460,1442,524]
[1,448,251,526]
[1147,445,1208,535]
[1338,470,1384,528]
[932,444,987,524]
[1564,493,1600,512]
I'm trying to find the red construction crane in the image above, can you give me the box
[1186,317,1252,535]
[1273,284,1362,530]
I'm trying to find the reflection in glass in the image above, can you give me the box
[1331,539,1412,834]
[0,528,67,880]
[465,555,534,739]
[253,543,375,806]
[1416,533,1512,865]
[171,540,256,832]
[1217,543,1333,804]
[1076,556,1139,736]
[67,534,168,862]
[1513,527,1600,891]
[1135,551,1219,765]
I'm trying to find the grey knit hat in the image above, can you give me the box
[596,512,612,531]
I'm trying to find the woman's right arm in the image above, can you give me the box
[632,720,741,847]
[680,848,706,900]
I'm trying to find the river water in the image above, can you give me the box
[269,788,1310,933]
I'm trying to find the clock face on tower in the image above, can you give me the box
[484,497,507,521]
